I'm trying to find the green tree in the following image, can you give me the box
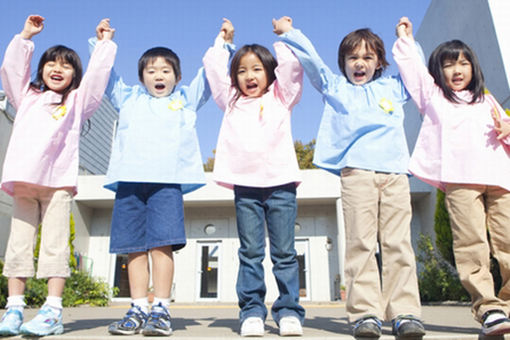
[294,139,316,169]
[203,149,215,172]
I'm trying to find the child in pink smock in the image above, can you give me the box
[203,18,305,337]
[0,16,116,337]
[394,17,510,336]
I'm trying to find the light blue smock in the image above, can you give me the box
[89,38,210,194]
[280,29,411,175]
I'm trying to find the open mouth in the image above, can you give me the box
[51,75,63,81]
[246,83,258,90]
[354,71,366,78]
[155,83,166,90]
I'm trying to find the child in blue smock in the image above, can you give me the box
[89,31,211,336]
[275,16,425,338]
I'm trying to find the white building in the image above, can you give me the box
[73,171,434,302]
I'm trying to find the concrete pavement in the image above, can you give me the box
[2,302,510,339]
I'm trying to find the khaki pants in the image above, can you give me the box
[3,183,72,278]
[445,183,510,322]
[341,168,421,322]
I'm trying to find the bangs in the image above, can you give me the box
[42,46,80,67]
[438,42,472,66]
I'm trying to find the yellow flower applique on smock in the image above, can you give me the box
[168,99,184,111]
[52,105,67,120]
[378,98,394,114]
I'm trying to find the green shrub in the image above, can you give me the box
[416,234,470,302]
[25,277,48,307]
[0,264,116,308]
[63,270,118,307]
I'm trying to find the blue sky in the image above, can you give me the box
[0,0,431,160]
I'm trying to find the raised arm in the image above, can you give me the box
[180,66,211,112]
[0,15,44,110]
[276,17,335,94]
[88,19,127,112]
[75,18,118,121]
[392,17,435,113]
[203,18,235,112]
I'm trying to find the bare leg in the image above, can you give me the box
[150,246,174,299]
[8,277,26,296]
[47,277,66,297]
[128,252,150,299]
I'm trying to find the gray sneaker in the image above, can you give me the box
[392,315,426,337]
[142,302,173,336]
[108,304,148,335]
[352,315,382,338]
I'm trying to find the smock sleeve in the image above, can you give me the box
[279,28,335,95]
[180,66,211,112]
[273,41,303,109]
[392,36,435,114]
[76,38,117,122]
[203,36,235,112]
[0,34,34,111]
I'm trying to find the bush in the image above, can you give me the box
[63,270,118,307]
[416,234,469,302]
[0,263,117,308]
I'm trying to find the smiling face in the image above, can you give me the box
[236,52,269,98]
[344,40,380,85]
[42,58,75,93]
[142,56,180,98]
[442,52,473,92]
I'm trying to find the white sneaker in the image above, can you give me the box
[482,310,510,335]
[279,316,303,336]
[240,317,264,337]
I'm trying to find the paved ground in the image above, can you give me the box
[2,302,510,339]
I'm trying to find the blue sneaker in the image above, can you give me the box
[0,309,23,336]
[142,302,173,336]
[108,304,148,335]
[20,306,63,336]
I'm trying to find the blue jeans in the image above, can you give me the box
[234,183,305,324]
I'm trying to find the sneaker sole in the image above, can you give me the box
[142,327,173,336]
[241,329,265,337]
[108,328,141,335]
[483,322,510,336]
[20,324,64,336]
[0,330,20,336]
[280,330,303,336]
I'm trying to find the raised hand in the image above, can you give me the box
[219,18,234,43]
[396,16,413,39]
[21,15,44,40]
[96,18,115,40]
[272,16,293,35]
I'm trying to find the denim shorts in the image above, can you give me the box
[109,182,186,253]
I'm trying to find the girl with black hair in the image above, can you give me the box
[0,15,116,337]
[394,16,510,336]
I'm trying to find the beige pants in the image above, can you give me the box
[3,183,72,278]
[445,183,510,322]
[341,168,421,322]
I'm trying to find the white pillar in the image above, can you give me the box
[335,197,345,287]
